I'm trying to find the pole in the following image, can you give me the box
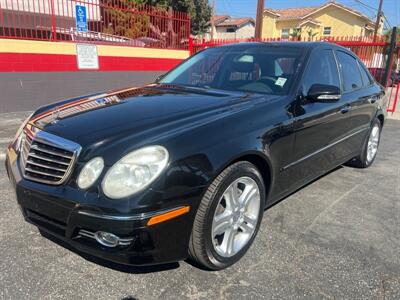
[210,0,215,40]
[383,27,397,87]
[50,0,57,41]
[373,0,383,42]
[255,0,265,39]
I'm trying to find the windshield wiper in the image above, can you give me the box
[158,83,210,91]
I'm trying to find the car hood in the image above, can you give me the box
[30,85,275,154]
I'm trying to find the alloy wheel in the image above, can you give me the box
[211,176,261,257]
[366,124,380,163]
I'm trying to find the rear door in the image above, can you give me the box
[335,50,380,157]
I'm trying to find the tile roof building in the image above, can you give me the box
[207,15,255,39]
[263,1,383,40]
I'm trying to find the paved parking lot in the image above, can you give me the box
[0,112,399,300]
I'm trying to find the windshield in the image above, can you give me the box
[159,45,304,95]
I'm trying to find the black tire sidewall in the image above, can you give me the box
[203,163,265,269]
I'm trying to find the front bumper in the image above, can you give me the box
[6,147,203,266]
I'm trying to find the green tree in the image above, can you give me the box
[383,27,400,43]
[117,0,211,35]
[190,0,211,36]
[307,29,318,41]
[289,28,302,40]
[102,0,150,39]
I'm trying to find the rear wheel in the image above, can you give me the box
[349,118,381,168]
[188,161,265,270]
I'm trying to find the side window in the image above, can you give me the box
[358,61,373,86]
[302,49,340,95]
[336,51,363,91]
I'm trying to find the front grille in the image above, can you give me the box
[19,125,81,185]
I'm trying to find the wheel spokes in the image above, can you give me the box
[223,183,239,210]
[241,213,257,231]
[238,183,257,207]
[222,227,236,256]
[367,124,380,162]
[213,211,233,236]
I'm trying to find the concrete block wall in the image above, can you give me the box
[0,39,189,113]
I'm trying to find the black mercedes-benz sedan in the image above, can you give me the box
[6,42,387,270]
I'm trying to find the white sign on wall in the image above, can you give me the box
[76,44,99,70]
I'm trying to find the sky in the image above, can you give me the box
[210,0,399,29]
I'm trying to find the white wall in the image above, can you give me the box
[215,23,255,39]
[0,0,100,20]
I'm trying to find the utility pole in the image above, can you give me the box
[383,27,397,87]
[211,0,215,40]
[373,0,383,41]
[255,0,265,39]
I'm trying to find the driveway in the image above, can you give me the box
[0,112,399,299]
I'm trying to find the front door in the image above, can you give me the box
[287,48,350,186]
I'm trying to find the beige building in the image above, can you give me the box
[207,15,255,39]
[262,1,383,40]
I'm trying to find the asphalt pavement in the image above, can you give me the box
[0,112,399,300]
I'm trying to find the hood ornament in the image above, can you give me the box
[50,107,61,124]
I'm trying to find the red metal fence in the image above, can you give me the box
[192,36,399,113]
[0,0,190,49]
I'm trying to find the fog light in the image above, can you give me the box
[94,231,120,247]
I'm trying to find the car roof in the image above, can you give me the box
[216,41,344,50]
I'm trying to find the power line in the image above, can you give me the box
[353,0,378,12]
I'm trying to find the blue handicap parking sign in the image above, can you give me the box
[75,5,87,32]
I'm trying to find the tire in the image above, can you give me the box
[188,161,265,270]
[349,118,382,168]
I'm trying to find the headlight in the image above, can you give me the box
[13,112,33,147]
[102,146,169,199]
[77,157,104,189]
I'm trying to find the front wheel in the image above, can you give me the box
[349,118,382,168]
[188,161,265,270]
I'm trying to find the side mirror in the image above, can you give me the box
[307,84,341,102]
[155,73,166,83]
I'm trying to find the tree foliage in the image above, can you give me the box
[102,0,150,39]
[102,0,211,40]
[289,28,302,40]
[141,0,211,35]
[306,29,318,41]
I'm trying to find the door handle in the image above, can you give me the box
[360,95,378,104]
[340,104,351,114]
[369,97,378,104]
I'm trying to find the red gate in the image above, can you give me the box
[191,35,399,114]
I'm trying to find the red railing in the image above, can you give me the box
[191,36,389,53]
[0,0,190,49]
[192,36,399,113]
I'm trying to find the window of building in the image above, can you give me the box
[281,28,290,39]
[226,28,236,33]
[336,51,364,91]
[323,27,332,35]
